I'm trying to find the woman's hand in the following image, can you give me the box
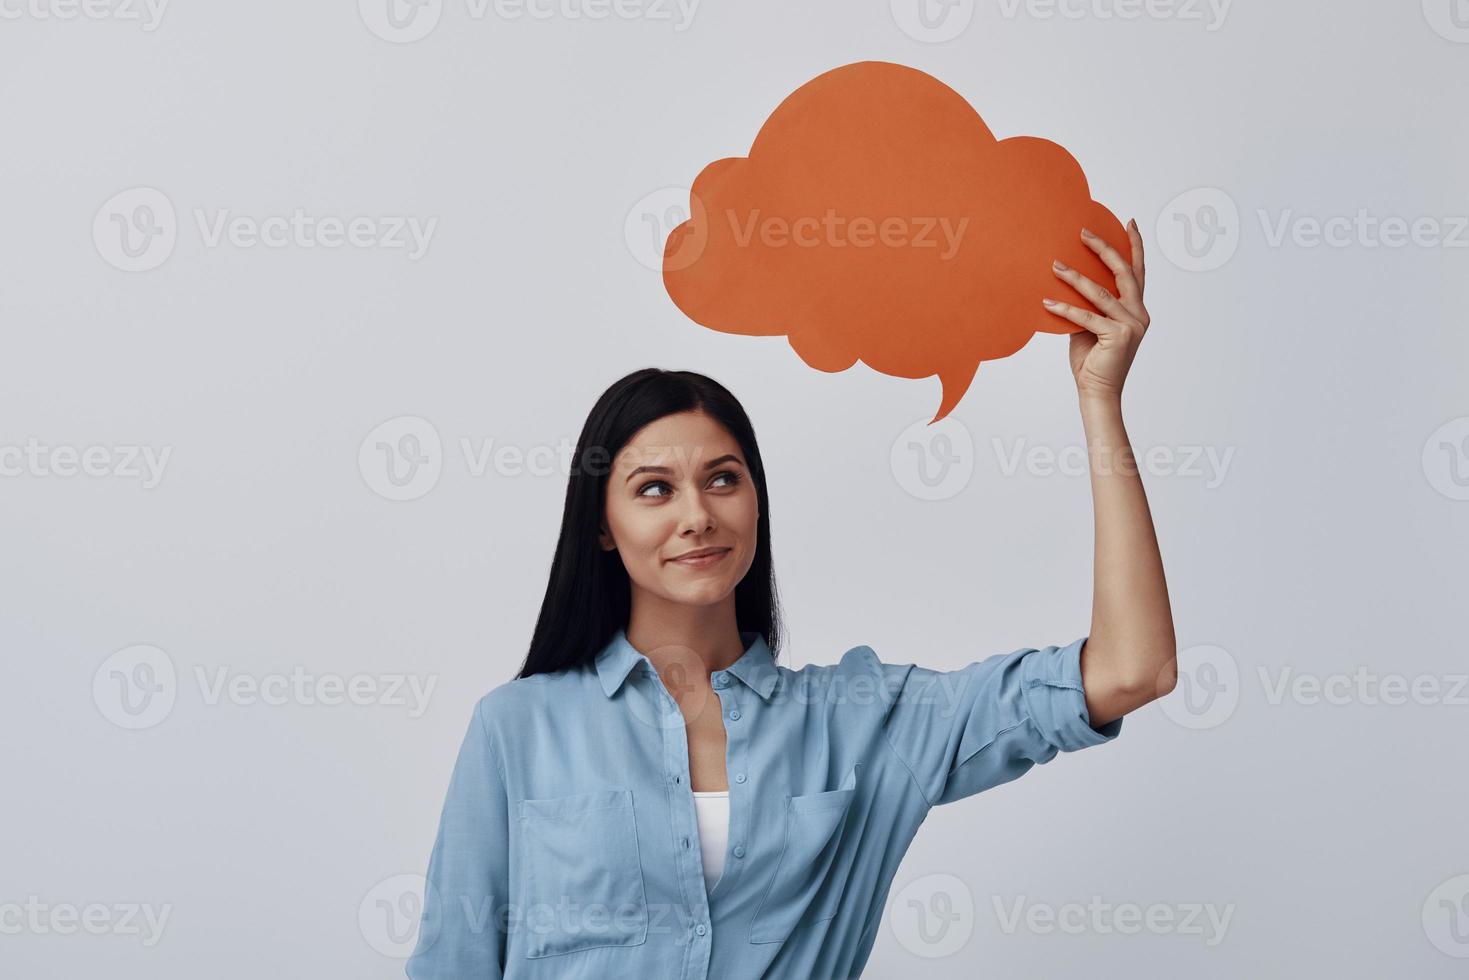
[1043,220,1151,402]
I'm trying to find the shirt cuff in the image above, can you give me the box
[1019,635,1123,752]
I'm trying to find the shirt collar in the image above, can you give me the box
[595,627,779,701]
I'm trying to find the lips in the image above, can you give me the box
[669,547,731,567]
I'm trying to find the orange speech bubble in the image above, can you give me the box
[662,60,1129,424]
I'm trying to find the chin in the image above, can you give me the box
[668,582,734,606]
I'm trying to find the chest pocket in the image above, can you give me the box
[517,788,649,959]
[749,763,861,945]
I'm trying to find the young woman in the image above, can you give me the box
[405,223,1175,979]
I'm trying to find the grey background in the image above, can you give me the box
[3,0,1467,976]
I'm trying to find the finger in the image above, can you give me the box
[1041,297,1120,338]
[1052,260,1136,325]
[1080,227,1143,315]
[1126,218,1146,294]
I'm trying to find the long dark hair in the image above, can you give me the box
[516,368,782,679]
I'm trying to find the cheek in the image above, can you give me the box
[718,496,760,545]
[736,492,761,529]
[607,500,672,553]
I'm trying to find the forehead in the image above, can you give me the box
[613,411,742,475]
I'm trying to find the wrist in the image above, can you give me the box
[1077,387,1123,413]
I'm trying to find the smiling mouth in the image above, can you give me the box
[669,548,730,568]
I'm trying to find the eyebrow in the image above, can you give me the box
[625,453,744,484]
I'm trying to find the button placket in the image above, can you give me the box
[644,664,711,972]
[707,682,746,903]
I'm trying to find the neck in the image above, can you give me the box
[625,594,746,676]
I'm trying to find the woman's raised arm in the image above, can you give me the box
[1043,221,1178,727]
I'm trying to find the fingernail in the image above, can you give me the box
[1128,217,1137,230]
[1081,227,1096,239]
[1052,259,1069,271]
[1042,298,1058,307]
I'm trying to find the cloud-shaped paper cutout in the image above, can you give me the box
[662,60,1129,423]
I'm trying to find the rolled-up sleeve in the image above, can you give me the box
[878,636,1123,807]
[406,697,510,978]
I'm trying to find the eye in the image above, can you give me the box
[635,471,742,499]
[636,480,672,498]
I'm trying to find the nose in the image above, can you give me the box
[678,493,716,536]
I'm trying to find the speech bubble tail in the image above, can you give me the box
[930,362,979,425]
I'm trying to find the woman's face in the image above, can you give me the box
[600,410,759,609]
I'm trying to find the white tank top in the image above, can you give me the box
[691,790,730,893]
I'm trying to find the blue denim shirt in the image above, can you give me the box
[405,628,1123,979]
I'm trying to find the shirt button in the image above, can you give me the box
[734,772,747,784]
[712,673,728,688]
[695,923,707,936]
[728,708,741,721]
[733,845,746,859]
